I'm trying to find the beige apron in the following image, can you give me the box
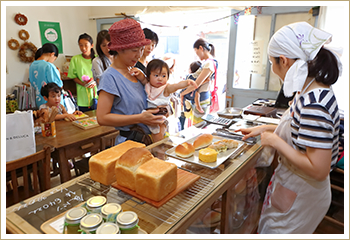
[258,83,331,234]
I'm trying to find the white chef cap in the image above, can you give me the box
[268,22,335,97]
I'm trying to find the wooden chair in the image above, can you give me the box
[101,131,120,150]
[71,131,120,176]
[6,147,51,207]
[315,167,344,234]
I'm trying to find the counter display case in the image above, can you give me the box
[6,120,266,234]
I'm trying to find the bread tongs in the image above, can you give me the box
[213,128,257,144]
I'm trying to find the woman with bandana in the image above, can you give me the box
[236,22,342,233]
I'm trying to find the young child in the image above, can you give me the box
[40,82,83,121]
[67,33,98,112]
[131,59,197,142]
[92,30,113,86]
[181,61,202,113]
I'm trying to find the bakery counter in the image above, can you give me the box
[6,121,263,234]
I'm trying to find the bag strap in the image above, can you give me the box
[67,90,74,99]
[210,59,218,93]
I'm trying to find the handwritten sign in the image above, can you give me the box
[11,186,84,214]
[9,178,102,233]
[249,40,264,74]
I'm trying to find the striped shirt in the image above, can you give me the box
[290,88,340,167]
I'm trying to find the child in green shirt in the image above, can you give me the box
[68,33,98,112]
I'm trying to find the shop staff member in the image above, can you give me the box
[237,22,342,233]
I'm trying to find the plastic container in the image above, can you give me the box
[96,222,120,234]
[86,196,107,213]
[116,211,139,234]
[79,213,103,234]
[63,207,87,234]
[101,203,122,222]
[41,121,56,137]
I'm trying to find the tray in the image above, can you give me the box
[111,168,200,208]
[72,117,99,130]
[165,134,245,169]
[40,201,148,234]
[217,107,242,119]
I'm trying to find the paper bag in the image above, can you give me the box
[6,110,36,162]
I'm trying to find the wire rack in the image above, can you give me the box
[76,174,214,225]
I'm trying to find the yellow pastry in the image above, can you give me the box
[198,148,218,163]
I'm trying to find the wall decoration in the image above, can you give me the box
[14,13,28,25]
[18,42,37,63]
[8,39,20,50]
[18,29,30,41]
[245,7,252,15]
[38,21,63,53]
[234,13,240,25]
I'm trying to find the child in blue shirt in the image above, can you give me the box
[29,43,64,108]
[39,82,82,121]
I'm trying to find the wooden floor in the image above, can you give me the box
[314,218,344,234]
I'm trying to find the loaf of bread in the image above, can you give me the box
[198,147,218,163]
[175,142,195,158]
[193,133,213,149]
[115,147,154,191]
[89,140,145,185]
[135,158,177,201]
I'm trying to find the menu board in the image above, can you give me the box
[8,182,98,233]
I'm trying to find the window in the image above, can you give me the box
[227,6,317,107]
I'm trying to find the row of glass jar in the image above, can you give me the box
[64,195,139,234]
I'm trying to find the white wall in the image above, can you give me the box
[318,6,349,111]
[5,6,96,94]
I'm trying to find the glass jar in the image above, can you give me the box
[116,211,139,234]
[79,213,103,234]
[86,196,107,213]
[63,207,87,234]
[101,203,122,222]
[96,222,120,234]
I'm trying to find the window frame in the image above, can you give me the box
[226,6,317,107]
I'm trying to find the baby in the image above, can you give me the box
[40,82,83,121]
[131,59,197,142]
[181,61,203,113]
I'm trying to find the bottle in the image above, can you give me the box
[86,196,107,214]
[79,213,103,234]
[116,211,139,234]
[96,222,120,234]
[63,207,87,234]
[101,203,122,222]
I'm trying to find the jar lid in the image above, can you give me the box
[86,196,107,208]
[96,222,120,234]
[116,211,138,226]
[65,207,87,221]
[101,203,122,216]
[80,213,103,229]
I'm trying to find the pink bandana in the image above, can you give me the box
[145,83,167,101]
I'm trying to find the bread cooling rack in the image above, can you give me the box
[76,174,215,225]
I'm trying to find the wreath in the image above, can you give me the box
[8,39,20,50]
[18,29,30,41]
[18,42,37,63]
[14,13,28,25]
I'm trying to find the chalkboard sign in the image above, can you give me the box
[9,179,107,233]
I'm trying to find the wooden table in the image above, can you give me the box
[35,110,117,183]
